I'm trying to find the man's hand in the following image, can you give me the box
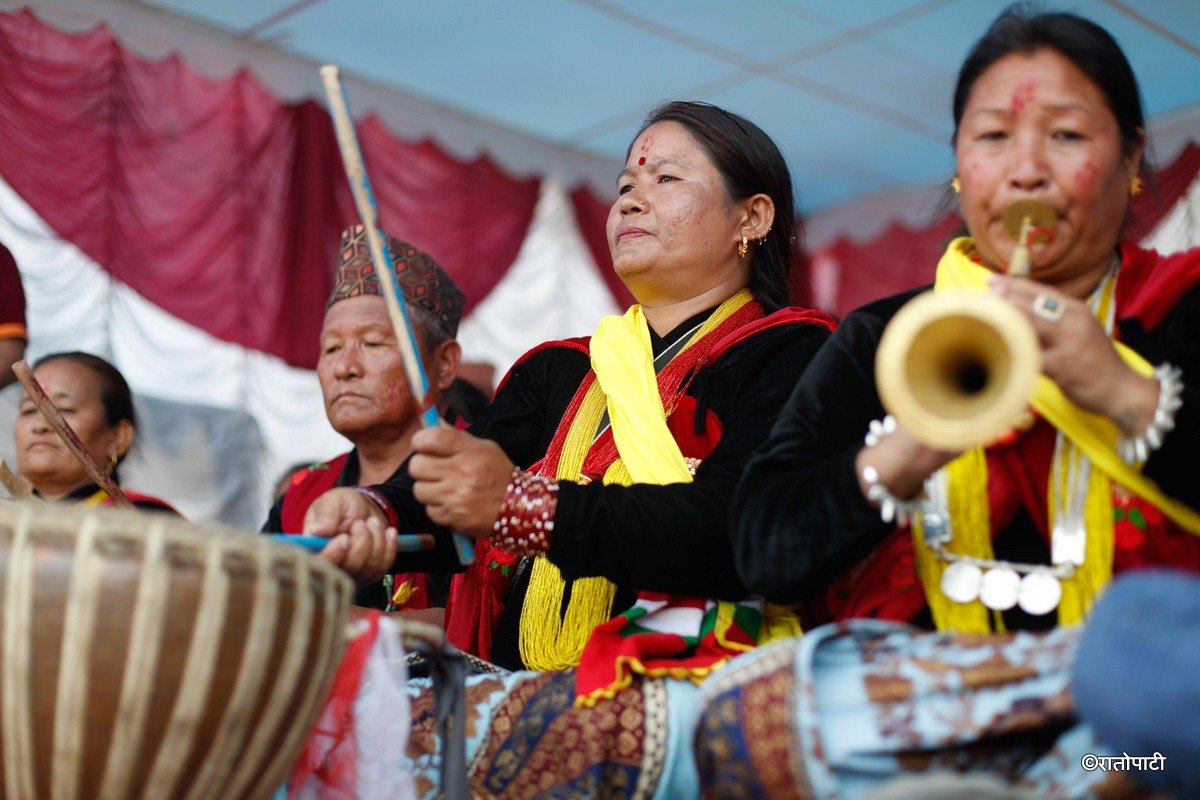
[304,487,397,585]
[316,514,398,586]
[303,486,385,536]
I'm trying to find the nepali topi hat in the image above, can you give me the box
[328,224,465,338]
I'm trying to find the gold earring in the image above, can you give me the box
[950,176,961,195]
[107,453,119,474]
[737,236,748,259]
[1130,175,1143,196]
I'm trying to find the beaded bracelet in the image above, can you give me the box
[491,469,559,558]
[864,414,898,447]
[861,464,922,527]
[861,415,923,527]
[1118,363,1184,465]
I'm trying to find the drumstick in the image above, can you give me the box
[320,65,474,565]
[11,361,134,509]
[268,532,434,554]
[320,65,437,427]
[0,458,33,500]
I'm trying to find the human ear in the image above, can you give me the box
[107,419,135,466]
[737,193,775,243]
[432,340,462,391]
[1126,128,1146,185]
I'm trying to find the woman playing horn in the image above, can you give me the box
[738,6,1200,634]
[697,6,1200,798]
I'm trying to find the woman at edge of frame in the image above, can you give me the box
[695,6,1200,800]
[14,351,179,514]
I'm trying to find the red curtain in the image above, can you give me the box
[357,117,539,312]
[0,9,539,368]
[809,143,1200,319]
[819,215,963,318]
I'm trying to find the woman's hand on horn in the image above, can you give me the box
[989,274,1158,433]
[856,421,958,505]
[410,426,516,537]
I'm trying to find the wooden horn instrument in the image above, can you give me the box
[874,200,1056,451]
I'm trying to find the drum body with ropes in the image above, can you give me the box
[0,502,353,800]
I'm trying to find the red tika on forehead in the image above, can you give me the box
[1011,81,1036,115]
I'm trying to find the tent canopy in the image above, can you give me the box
[121,0,1200,223]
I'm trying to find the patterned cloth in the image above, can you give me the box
[406,667,702,799]
[695,622,1158,800]
[328,225,465,339]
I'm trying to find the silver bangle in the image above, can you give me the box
[861,463,922,527]
[1118,363,1184,464]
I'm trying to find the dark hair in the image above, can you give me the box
[629,101,797,313]
[952,3,1146,169]
[32,351,137,476]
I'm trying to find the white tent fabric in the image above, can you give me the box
[456,181,621,378]
[0,174,619,528]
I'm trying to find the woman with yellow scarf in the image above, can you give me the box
[698,7,1200,799]
[304,101,834,797]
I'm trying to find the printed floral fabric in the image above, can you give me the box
[406,668,704,799]
[695,622,1161,799]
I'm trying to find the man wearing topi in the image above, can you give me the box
[264,225,463,620]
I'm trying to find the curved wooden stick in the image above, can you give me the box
[11,361,133,509]
[0,458,32,500]
[320,65,436,426]
[320,65,473,565]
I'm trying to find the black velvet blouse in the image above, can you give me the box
[375,307,832,668]
[733,270,1200,630]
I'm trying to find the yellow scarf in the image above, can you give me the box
[912,239,1200,632]
[518,290,754,670]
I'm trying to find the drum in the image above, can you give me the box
[0,501,354,800]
